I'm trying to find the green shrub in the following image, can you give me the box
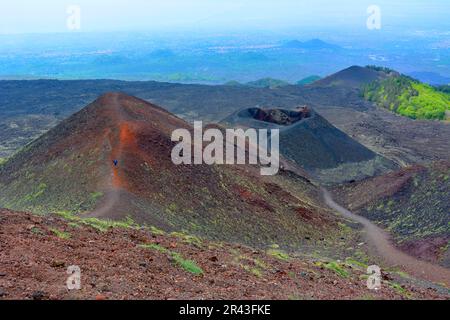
[267,249,290,261]
[50,228,71,240]
[90,191,103,202]
[171,253,204,275]
[170,231,202,247]
[325,261,349,278]
[140,243,203,275]
[54,211,137,232]
[316,261,349,278]
[389,282,413,299]
[139,243,167,252]
[149,225,166,236]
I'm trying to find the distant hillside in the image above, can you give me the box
[312,66,390,88]
[362,73,450,120]
[0,77,375,158]
[281,39,341,51]
[246,78,290,88]
[223,80,244,86]
[297,75,321,86]
[408,71,450,86]
[1,67,449,166]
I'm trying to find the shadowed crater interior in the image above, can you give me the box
[246,106,311,125]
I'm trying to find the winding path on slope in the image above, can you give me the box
[322,188,450,287]
[89,94,127,218]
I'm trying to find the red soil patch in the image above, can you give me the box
[293,206,332,226]
[399,236,450,265]
[111,122,137,188]
[119,123,135,146]
[295,207,315,221]
[264,183,299,203]
[234,185,274,212]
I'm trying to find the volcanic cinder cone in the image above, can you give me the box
[0,92,339,249]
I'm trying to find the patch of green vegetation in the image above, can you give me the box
[345,258,368,270]
[207,242,224,250]
[170,231,202,247]
[172,253,204,275]
[389,282,413,299]
[231,250,268,278]
[81,217,135,232]
[166,203,178,213]
[55,210,78,220]
[325,261,349,278]
[363,74,450,120]
[149,225,166,236]
[68,222,81,229]
[50,228,71,240]
[267,248,290,261]
[0,158,7,166]
[90,191,103,202]
[54,211,137,232]
[316,261,349,278]
[140,243,203,275]
[30,226,45,235]
[395,271,411,279]
[254,258,268,270]
[338,222,352,233]
[241,264,263,277]
[139,243,167,252]
[24,183,47,202]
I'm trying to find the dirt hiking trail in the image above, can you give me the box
[323,189,450,287]
[89,94,127,218]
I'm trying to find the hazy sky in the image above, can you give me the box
[1,0,449,34]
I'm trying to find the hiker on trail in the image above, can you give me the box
[113,160,118,167]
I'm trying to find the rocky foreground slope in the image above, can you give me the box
[0,209,446,300]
